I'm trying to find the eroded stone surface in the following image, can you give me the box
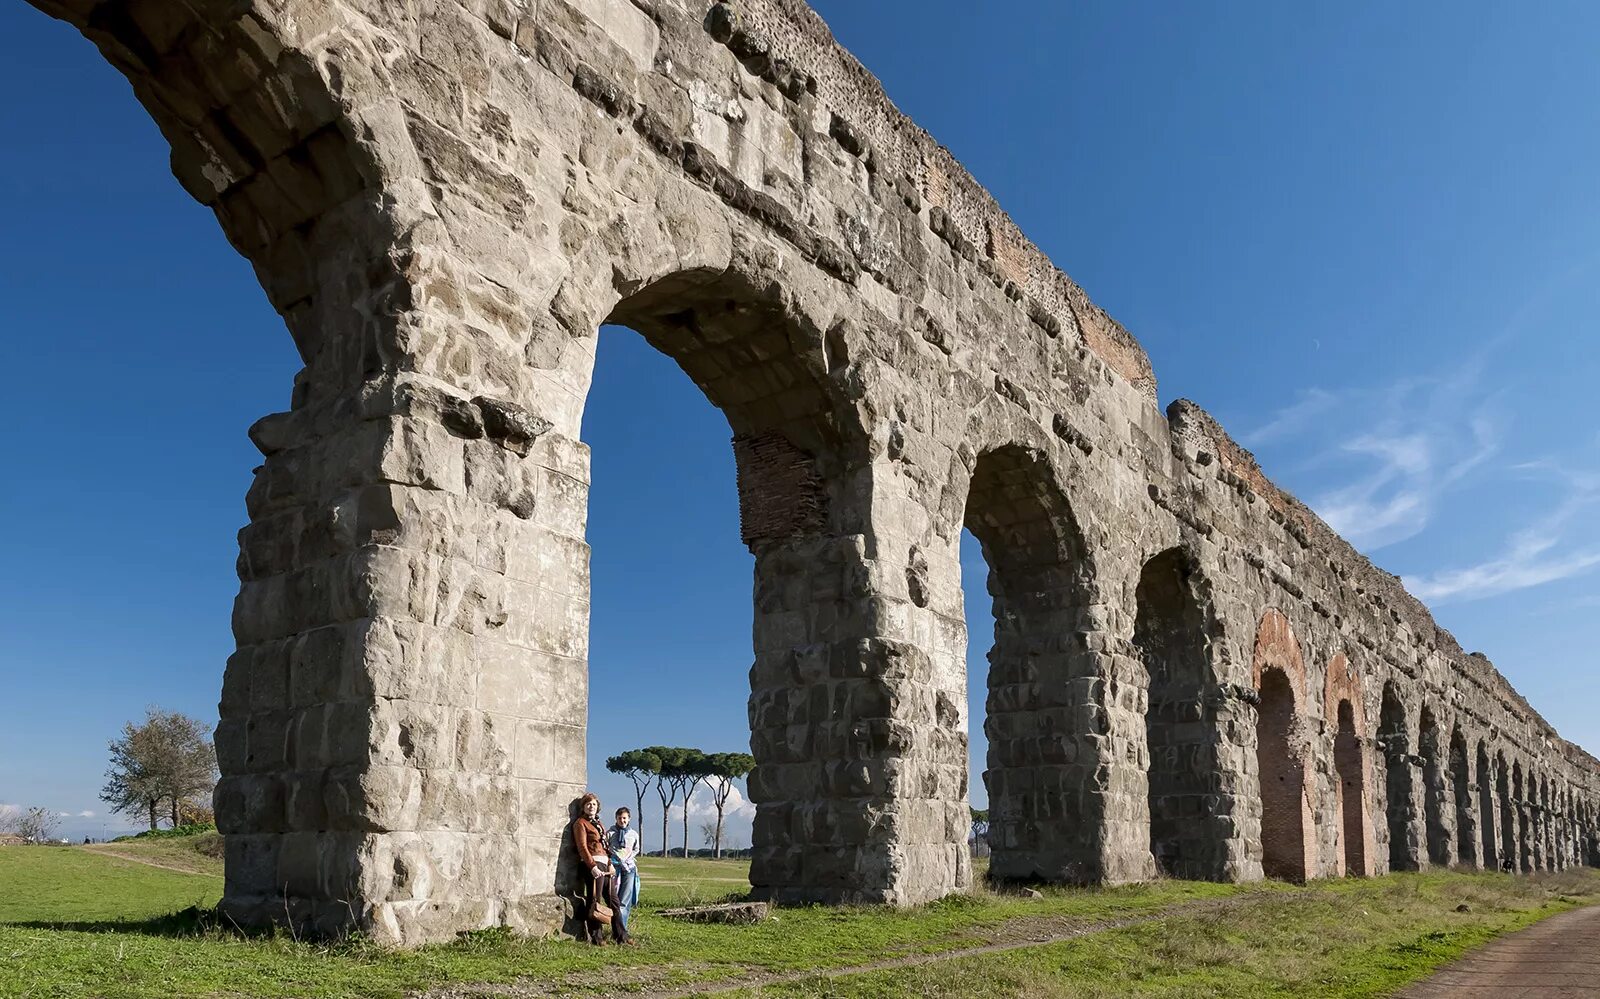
[31,0,1600,946]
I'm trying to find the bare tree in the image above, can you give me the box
[0,805,19,836]
[700,820,718,849]
[17,807,61,843]
[101,708,218,830]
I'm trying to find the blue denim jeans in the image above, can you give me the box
[614,865,635,930]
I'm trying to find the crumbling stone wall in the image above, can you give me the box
[29,0,1600,946]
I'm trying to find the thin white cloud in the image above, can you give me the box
[1404,464,1600,605]
[1243,388,1339,447]
[1407,548,1600,605]
[77,810,95,818]
[1258,354,1505,553]
[1242,316,1600,608]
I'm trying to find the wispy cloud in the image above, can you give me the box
[1246,348,1507,553]
[1243,327,1600,607]
[77,810,95,818]
[1242,388,1339,447]
[1404,464,1600,605]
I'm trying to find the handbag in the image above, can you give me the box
[589,875,614,923]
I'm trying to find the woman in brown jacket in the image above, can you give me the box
[572,792,632,945]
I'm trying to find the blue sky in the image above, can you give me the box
[2,1,1597,847]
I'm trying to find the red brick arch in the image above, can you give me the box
[1252,608,1308,705]
[1324,653,1374,875]
[1252,609,1316,881]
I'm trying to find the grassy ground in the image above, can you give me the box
[1,837,1595,999]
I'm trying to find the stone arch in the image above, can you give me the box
[1563,785,1576,868]
[1251,609,1313,882]
[1561,789,1570,865]
[1380,683,1419,872]
[1476,740,1498,869]
[1589,799,1600,867]
[1323,653,1372,877]
[1449,726,1476,868]
[1569,787,1580,868]
[1418,706,1450,867]
[961,443,1102,884]
[1497,752,1517,871]
[1539,774,1554,870]
[1568,786,1578,868]
[1583,794,1592,865]
[589,268,947,907]
[1512,760,1530,872]
[1132,547,1224,880]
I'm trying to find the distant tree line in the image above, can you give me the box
[606,747,755,859]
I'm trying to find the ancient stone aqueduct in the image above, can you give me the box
[33,0,1600,945]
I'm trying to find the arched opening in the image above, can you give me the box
[1256,668,1305,881]
[580,323,753,865]
[588,272,966,906]
[1418,707,1450,867]
[1323,653,1369,878]
[1449,727,1475,868]
[1512,762,1530,872]
[1251,609,1311,883]
[1587,801,1597,866]
[1380,685,1418,872]
[1539,775,1553,870]
[961,445,1097,883]
[1561,787,1574,869]
[1556,784,1569,869]
[1497,754,1516,871]
[1334,700,1368,876]
[1132,548,1222,880]
[1476,741,1498,869]
[1589,801,1600,867]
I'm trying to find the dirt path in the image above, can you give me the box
[79,845,215,877]
[1396,903,1600,998]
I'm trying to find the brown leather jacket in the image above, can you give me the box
[572,816,611,870]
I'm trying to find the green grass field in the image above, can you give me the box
[1,836,1595,998]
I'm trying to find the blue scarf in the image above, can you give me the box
[608,825,641,909]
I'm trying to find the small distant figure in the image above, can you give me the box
[1501,856,1516,873]
[608,807,641,933]
[571,792,632,946]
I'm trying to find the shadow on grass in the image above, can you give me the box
[5,905,259,939]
